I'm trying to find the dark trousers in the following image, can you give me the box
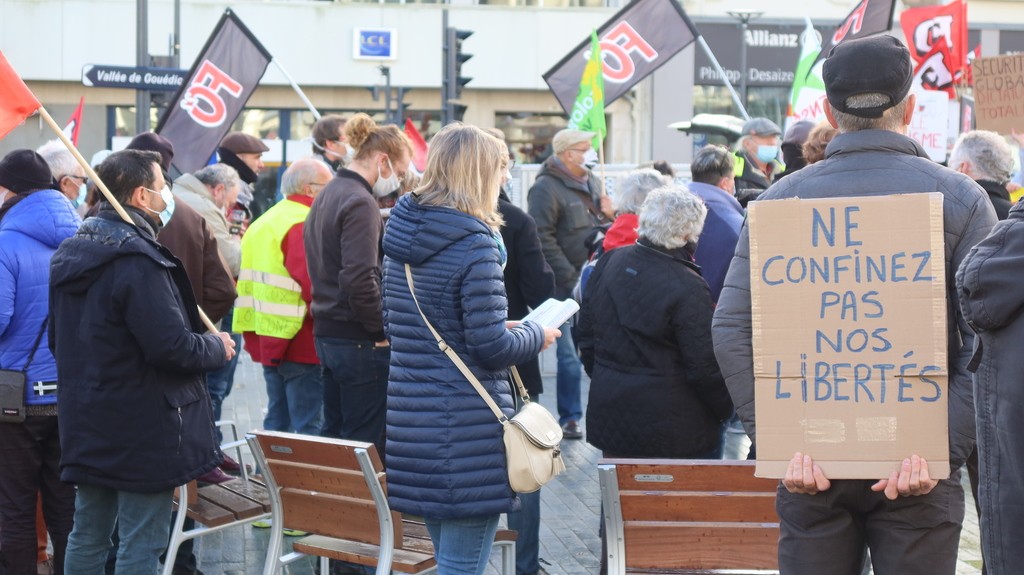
[315,337,389,454]
[0,416,76,575]
[776,473,965,575]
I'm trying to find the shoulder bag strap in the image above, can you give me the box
[21,315,49,373]
[404,264,530,425]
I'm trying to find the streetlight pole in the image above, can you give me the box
[727,10,763,112]
[136,0,150,134]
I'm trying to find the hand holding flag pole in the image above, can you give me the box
[0,50,219,334]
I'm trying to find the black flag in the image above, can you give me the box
[818,0,897,62]
[156,9,272,175]
[543,0,698,115]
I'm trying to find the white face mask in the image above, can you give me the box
[73,183,88,208]
[142,184,176,227]
[373,157,400,198]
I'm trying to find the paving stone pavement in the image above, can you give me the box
[188,351,983,575]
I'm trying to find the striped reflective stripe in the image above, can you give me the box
[234,296,306,319]
[238,269,301,293]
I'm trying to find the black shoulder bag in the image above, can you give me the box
[0,317,49,423]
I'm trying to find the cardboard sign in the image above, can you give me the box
[748,194,949,480]
[972,53,1024,134]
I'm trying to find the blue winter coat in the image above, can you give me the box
[0,190,80,405]
[381,193,546,519]
[49,207,227,492]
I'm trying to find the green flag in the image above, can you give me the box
[789,18,827,122]
[567,30,606,148]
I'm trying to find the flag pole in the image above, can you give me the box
[696,36,750,121]
[36,106,220,334]
[272,59,320,121]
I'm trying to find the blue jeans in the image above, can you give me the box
[315,337,389,452]
[424,514,501,575]
[507,490,540,575]
[555,321,582,424]
[263,362,324,435]
[65,484,173,575]
[208,308,241,438]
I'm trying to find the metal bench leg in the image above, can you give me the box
[163,482,191,575]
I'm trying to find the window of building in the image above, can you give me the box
[495,112,569,164]
[692,85,789,133]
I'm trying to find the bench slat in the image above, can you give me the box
[293,534,437,574]
[619,491,778,523]
[256,432,380,472]
[280,489,402,545]
[612,461,777,493]
[216,478,271,512]
[266,459,377,499]
[196,484,265,521]
[182,498,235,527]
[623,523,779,571]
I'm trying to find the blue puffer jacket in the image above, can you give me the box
[382,194,546,519]
[0,190,80,406]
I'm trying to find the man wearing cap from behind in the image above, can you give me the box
[528,129,613,440]
[712,35,995,574]
[732,116,784,206]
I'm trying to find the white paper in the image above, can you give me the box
[520,298,580,330]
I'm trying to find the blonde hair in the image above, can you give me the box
[413,123,507,231]
[345,113,412,163]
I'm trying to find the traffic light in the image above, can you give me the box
[443,26,473,124]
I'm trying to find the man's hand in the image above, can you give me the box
[217,332,236,361]
[870,455,938,500]
[782,452,831,495]
[599,196,615,220]
[540,327,561,351]
[374,339,390,348]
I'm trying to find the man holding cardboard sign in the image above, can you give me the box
[712,35,996,575]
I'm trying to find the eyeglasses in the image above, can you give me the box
[64,175,88,184]
[309,182,331,189]
[508,157,517,169]
[568,147,591,154]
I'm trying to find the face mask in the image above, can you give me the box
[73,183,87,208]
[373,157,401,198]
[143,185,176,227]
[582,149,599,168]
[756,145,779,164]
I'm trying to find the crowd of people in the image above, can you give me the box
[2,33,1024,575]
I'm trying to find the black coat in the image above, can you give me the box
[49,207,227,493]
[578,239,733,458]
[978,179,1012,221]
[499,194,555,396]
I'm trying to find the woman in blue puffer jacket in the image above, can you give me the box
[381,124,559,575]
[0,149,81,575]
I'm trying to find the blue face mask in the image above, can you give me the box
[73,183,87,208]
[756,145,779,164]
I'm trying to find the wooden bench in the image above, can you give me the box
[164,421,271,575]
[248,430,516,575]
[598,459,780,575]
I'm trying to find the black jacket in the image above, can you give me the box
[978,179,1012,221]
[49,207,226,493]
[578,240,733,457]
[499,193,555,396]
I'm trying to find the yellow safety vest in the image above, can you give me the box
[734,152,785,178]
[233,198,310,339]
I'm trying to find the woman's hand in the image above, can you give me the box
[541,327,561,351]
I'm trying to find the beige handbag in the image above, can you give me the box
[405,264,566,493]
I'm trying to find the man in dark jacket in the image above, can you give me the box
[732,117,783,206]
[949,129,1015,221]
[527,129,613,439]
[712,36,996,575]
[49,149,235,574]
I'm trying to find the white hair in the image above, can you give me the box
[949,130,1015,184]
[831,93,910,133]
[637,186,707,249]
[36,139,79,179]
[615,169,668,215]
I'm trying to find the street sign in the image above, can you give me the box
[81,64,187,91]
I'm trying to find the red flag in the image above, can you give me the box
[910,41,958,98]
[0,50,42,140]
[63,97,85,147]
[404,119,428,173]
[900,0,968,81]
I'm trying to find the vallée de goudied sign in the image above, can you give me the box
[748,193,949,480]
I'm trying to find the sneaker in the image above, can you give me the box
[562,420,583,440]
[251,519,307,537]
[219,453,242,475]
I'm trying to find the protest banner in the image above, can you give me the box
[972,53,1024,134]
[907,89,949,162]
[748,194,949,480]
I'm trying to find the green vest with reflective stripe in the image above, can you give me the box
[233,198,310,339]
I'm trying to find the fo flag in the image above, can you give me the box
[156,9,271,175]
[543,0,697,115]
[816,0,896,65]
